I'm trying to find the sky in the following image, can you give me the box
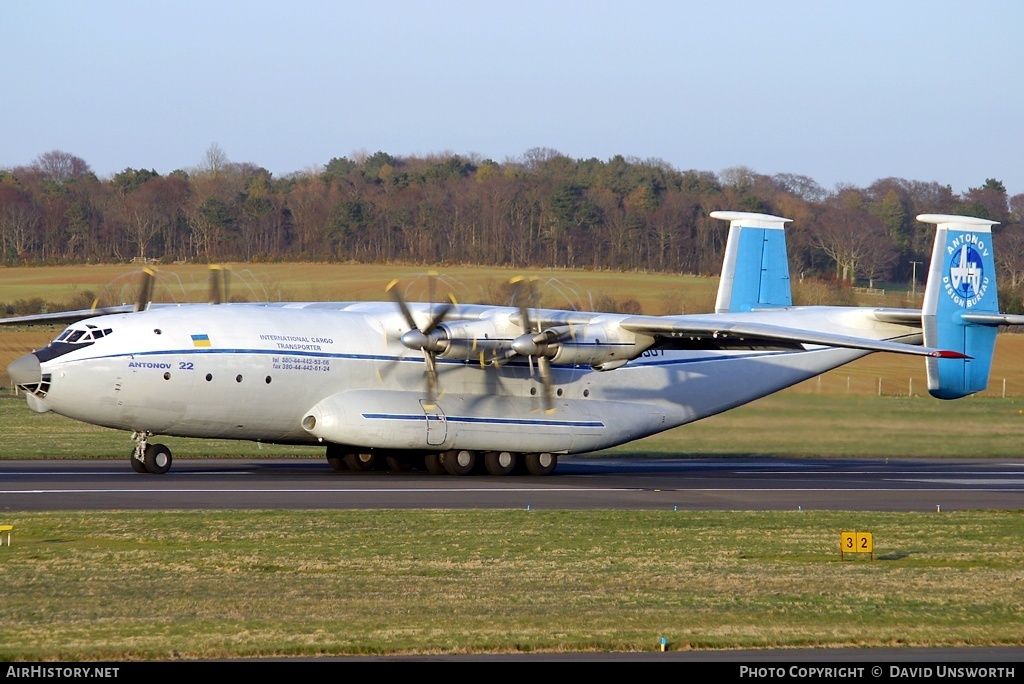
[4,1,1023,196]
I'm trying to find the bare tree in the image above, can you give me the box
[0,197,40,259]
[199,143,230,177]
[32,150,91,184]
[811,207,892,284]
[995,226,1024,290]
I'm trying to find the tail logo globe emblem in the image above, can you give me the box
[945,242,988,308]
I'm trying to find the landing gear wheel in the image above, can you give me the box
[344,452,376,471]
[524,452,557,476]
[444,449,477,476]
[385,454,413,472]
[130,452,148,474]
[484,451,516,476]
[143,443,172,475]
[326,445,349,471]
[424,453,446,475]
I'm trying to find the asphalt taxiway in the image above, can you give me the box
[3,455,1024,511]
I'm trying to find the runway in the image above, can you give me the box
[3,455,1024,511]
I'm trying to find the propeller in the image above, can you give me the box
[133,267,156,312]
[506,276,573,412]
[386,277,456,406]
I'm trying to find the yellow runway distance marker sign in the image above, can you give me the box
[840,531,873,560]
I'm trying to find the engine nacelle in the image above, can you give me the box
[436,319,511,361]
[548,323,653,368]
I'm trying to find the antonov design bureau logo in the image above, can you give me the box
[944,235,989,308]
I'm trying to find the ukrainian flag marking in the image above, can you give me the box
[191,334,211,347]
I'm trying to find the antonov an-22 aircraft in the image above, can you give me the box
[4,211,1022,476]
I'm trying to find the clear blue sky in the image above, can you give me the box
[4,1,1023,196]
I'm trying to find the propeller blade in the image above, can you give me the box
[423,299,454,335]
[428,270,437,311]
[208,265,223,304]
[511,275,541,334]
[538,356,554,412]
[387,280,419,331]
[424,352,438,406]
[134,267,156,312]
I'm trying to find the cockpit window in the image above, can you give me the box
[52,326,114,344]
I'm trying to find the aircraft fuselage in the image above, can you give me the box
[16,302,878,455]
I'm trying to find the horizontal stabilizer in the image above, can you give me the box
[959,312,1024,326]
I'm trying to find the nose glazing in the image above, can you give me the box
[7,353,42,388]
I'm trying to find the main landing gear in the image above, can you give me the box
[130,431,173,475]
[324,446,557,476]
[434,450,557,476]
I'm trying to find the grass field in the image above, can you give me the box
[1,510,1022,660]
[0,262,723,315]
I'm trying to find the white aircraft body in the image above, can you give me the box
[4,212,1022,476]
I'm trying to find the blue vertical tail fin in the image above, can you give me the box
[711,211,793,313]
[919,213,1004,399]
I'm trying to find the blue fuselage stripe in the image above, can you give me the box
[50,346,798,371]
[361,413,604,428]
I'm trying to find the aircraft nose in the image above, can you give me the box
[7,352,42,388]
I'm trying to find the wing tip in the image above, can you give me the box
[932,350,971,359]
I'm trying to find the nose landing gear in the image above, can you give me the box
[130,431,173,474]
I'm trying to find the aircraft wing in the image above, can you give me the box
[618,314,967,359]
[0,305,138,326]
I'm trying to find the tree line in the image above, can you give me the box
[3,146,1023,311]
